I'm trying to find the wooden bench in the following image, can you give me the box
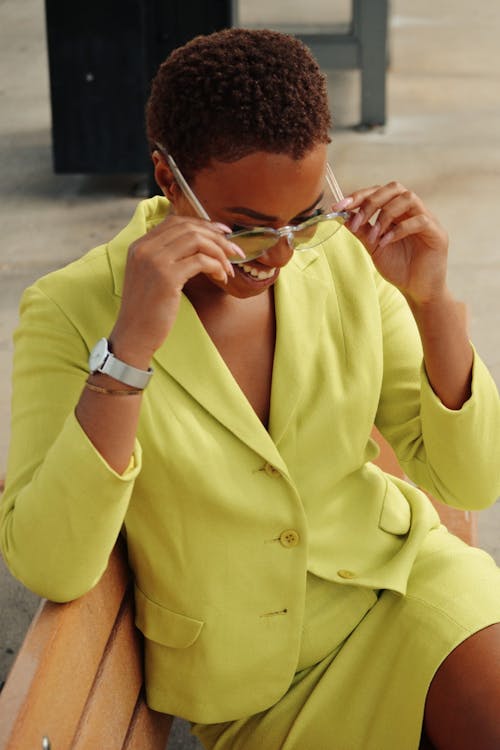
[0,444,476,749]
[0,527,172,749]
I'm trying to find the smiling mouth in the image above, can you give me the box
[237,263,276,281]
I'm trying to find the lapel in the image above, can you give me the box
[153,260,331,473]
[269,257,331,446]
[108,199,332,473]
[154,292,288,471]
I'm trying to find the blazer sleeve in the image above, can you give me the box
[0,284,141,602]
[374,274,500,509]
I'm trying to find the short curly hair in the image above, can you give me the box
[146,28,331,178]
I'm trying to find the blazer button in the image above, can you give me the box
[337,569,357,579]
[279,529,300,548]
[264,463,281,477]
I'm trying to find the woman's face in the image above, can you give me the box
[166,143,328,299]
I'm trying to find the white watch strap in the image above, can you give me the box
[100,353,153,389]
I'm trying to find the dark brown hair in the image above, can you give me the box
[146,28,331,178]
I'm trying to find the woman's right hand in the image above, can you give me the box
[109,214,244,368]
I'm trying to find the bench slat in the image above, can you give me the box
[122,697,173,750]
[0,543,130,748]
[71,592,144,748]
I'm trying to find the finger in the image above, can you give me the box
[173,252,233,285]
[345,183,424,233]
[150,215,227,245]
[149,215,245,259]
[166,229,243,272]
[133,226,241,277]
[376,215,436,248]
[169,223,246,263]
[334,185,383,212]
[332,197,354,212]
[374,193,427,236]
[354,223,379,254]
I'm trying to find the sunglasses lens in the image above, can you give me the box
[292,214,347,250]
[227,232,278,263]
[228,212,349,263]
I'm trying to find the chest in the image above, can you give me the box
[195,294,276,427]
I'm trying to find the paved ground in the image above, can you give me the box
[1,1,499,747]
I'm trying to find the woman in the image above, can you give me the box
[1,28,500,750]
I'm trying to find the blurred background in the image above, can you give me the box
[1,1,499,746]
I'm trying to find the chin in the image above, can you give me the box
[216,265,280,298]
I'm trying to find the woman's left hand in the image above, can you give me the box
[335,182,449,305]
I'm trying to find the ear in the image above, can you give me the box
[151,150,179,202]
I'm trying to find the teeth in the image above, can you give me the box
[241,264,276,280]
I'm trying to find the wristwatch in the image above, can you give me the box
[88,338,153,389]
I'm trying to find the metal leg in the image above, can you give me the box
[230,0,239,26]
[353,0,388,127]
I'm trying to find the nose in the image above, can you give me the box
[259,235,294,268]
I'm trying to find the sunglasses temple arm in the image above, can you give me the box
[166,153,212,221]
[165,152,344,221]
[326,164,345,203]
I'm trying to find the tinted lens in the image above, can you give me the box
[292,214,347,250]
[227,230,278,262]
[228,214,348,262]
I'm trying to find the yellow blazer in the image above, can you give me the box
[1,197,499,723]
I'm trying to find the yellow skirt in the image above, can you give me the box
[192,526,500,750]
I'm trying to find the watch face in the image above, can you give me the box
[89,338,109,372]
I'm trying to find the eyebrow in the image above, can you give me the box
[225,192,324,222]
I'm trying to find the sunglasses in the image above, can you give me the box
[159,147,349,264]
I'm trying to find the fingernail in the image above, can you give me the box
[226,262,235,277]
[214,222,232,234]
[348,211,364,233]
[229,242,246,258]
[378,230,394,248]
[333,197,354,211]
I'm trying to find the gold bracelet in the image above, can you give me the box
[85,380,143,396]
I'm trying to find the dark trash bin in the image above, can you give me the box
[45,0,232,175]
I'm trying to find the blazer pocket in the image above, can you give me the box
[134,584,204,648]
[378,478,411,536]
